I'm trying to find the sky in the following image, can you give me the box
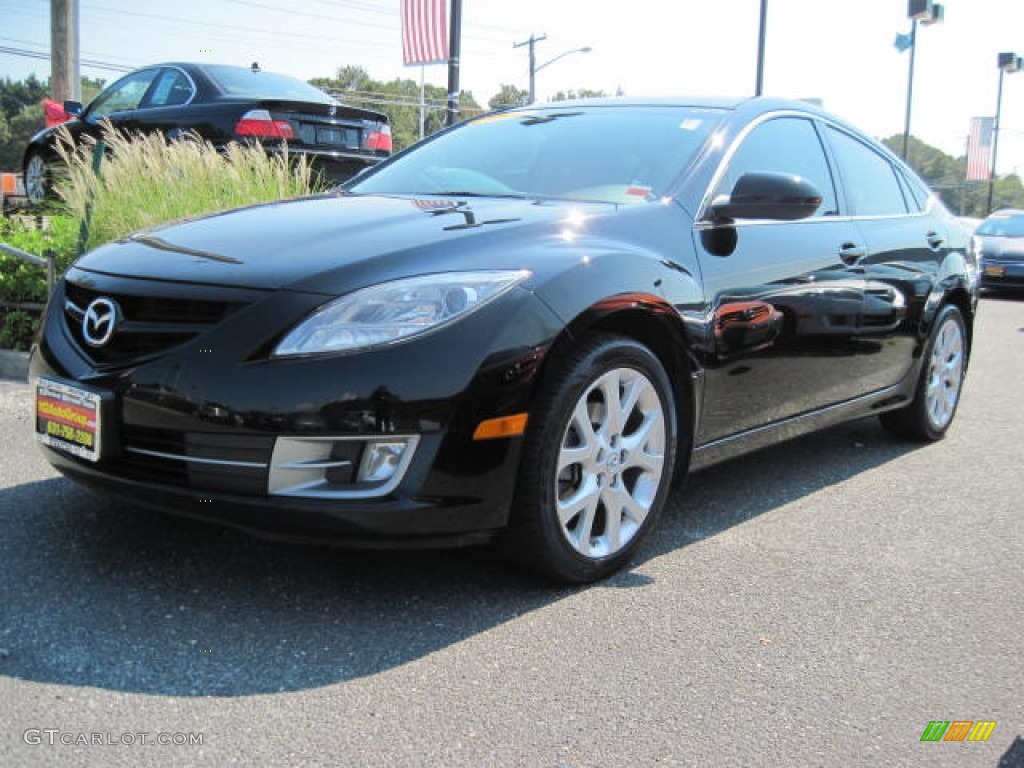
[1,0,1023,176]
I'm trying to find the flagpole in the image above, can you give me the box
[446,0,461,126]
[961,131,970,215]
[419,65,425,140]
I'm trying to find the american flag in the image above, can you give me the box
[401,0,448,66]
[966,116,994,181]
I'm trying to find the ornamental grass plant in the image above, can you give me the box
[54,122,325,252]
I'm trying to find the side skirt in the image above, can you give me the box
[689,384,909,472]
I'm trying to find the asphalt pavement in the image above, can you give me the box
[1,295,1022,768]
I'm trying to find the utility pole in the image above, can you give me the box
[514,34,547,103]
[51,0,81,103]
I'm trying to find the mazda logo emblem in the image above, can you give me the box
[82,297,120,347]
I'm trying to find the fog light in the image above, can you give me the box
[358,441,409,484]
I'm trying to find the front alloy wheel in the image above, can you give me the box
[24,152,50,203]
[502,334,678,583]
[555,366,666,559]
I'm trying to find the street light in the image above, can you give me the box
[901,0,944,160]
[987,52,1022,214]
[514,34,592,103]
[755,0,767,96]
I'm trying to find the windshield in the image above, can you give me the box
[976,212,1024,238]
[349,106,724,205]
[205,65,336,104]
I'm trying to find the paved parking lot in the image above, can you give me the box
[1,295,1022,767]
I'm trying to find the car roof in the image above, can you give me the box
[507,95,831,114]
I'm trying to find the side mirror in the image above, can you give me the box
[711,171,822,222]
[63,100,83,117]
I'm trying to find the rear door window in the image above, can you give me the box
[146,69,195,108]
[826,127,908,217]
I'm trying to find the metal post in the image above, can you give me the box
[755,0,767,96]
[76,139,105,256]
[446,0,462,126]
[986,68,1006,215]
[901,19,917,160]
[45,249,56,295]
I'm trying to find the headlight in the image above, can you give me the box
[273,270,531,357]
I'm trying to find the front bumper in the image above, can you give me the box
[32,274,561,546]
[979,258,1024,287]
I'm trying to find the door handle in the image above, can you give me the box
[839,243,866,265]
[926,231,944,250]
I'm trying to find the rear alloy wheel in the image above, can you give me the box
[502,335,677,583]
[24,152,52,204]
[881,304,967,441]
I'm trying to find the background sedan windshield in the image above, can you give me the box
[977,212,1024,237]
[350,106,724,204]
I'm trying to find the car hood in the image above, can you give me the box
[73,194,617,293]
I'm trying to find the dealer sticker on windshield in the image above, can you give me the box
[36,377,102,462]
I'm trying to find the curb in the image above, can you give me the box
[0,349,30,381]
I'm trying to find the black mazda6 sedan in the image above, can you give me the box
[23,62,391,202]
[31,97,978,583]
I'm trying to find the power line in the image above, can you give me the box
[0,45,132,73]
[0,34,139,67]
[222,0,396,30]
[80,1,396,41]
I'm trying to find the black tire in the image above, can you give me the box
[500,334,678,584]
[880,304,967,442]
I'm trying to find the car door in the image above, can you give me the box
[692,115,869,443]
[822,125,945,392]
[133,67,200,139]
[81,67,162,134]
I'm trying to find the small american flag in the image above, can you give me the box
[966,116,994,181]
[401,0,448,66]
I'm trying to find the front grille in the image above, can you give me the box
[63,281,245,365]
[989,252,1024,262]
[114,426,274,495]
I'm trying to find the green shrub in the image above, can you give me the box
[0,309,38,351]
[0,215,74,349]
[55,123,326,251]
[0,215,79,277]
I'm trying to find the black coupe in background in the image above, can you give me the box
[31,97,978,583]
[22,62,392,201]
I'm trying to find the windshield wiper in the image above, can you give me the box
[520,111,583,126]
[427,191,527,199]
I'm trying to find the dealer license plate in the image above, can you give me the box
[36,377,103,462]
[984,265,1006,277]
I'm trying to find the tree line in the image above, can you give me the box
[0,70,1020,217]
